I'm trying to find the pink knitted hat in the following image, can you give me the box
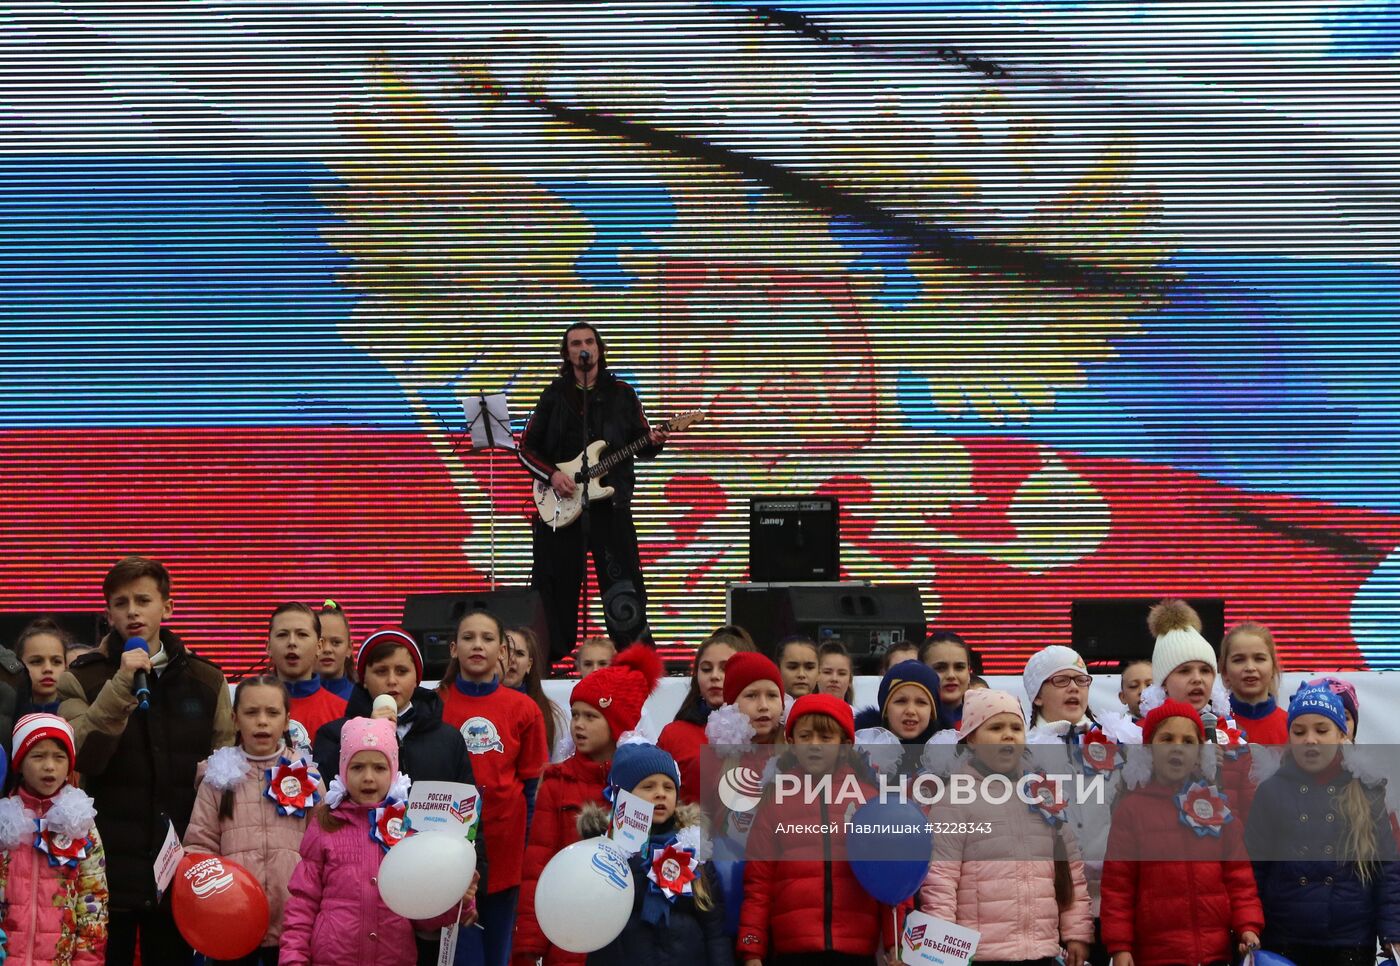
[338,716,398,785]
[956,689,1026,741]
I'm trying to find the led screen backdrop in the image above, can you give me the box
[2,1,1399,672]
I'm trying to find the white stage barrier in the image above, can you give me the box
[544,671,1400,746]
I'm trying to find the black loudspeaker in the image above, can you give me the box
[402,589,551,679]
[749,497,839,581]
[1071,598,1227,668]
[729,583,925,668]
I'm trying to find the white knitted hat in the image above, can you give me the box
[1023,645,1088,704]
[1148,599,1217,685]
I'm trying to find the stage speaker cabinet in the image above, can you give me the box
[728,583,925,667]
[402,589,550,678]
[1071,597,1227,668]
[748,497,839,582]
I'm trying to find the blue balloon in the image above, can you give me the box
[845,800,933,905]
[1251,954,1298,966]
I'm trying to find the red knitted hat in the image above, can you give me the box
[1142,698,1205,743]
[570,644,664,741]
[785,693,856,743]
[722,652,783,706]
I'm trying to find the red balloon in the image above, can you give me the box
[171,853,270,959]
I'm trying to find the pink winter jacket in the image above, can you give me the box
[0,787,109,966]
[281,801,457,966]
[919,763,1093,962]
[183,746,319,947]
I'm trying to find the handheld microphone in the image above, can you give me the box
[124,637,151,711]
[372,693,400,720]
[1199,708,1218,744]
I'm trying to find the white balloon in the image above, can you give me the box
[377,831,477,920]
[534,836,635,952]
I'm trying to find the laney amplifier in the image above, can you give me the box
[748,497,839,581]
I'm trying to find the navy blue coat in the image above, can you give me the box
[1246,757,1400,947]
[586,847,734,966]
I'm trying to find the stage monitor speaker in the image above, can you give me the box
[728,582,924,670]
[402,589,550,678]
[1071,597,1227,668]
[749,497,839,581]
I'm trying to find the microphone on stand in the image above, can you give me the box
[579,349,592,366]
[125,637,151,711]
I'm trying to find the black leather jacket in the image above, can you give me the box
[518,372,662,506]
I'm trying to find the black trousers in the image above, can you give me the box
[531,500,648,660]
[105,900,193,966]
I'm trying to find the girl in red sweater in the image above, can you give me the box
[268,602,348,751]
[513,645,663,966]
[437,609,549,966]
[1220,621,1288,744]
[658,629,755,804]
[1101,700,1262,966]
[738,694,899,966]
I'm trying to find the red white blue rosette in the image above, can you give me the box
[369,800,412,853]
[264,756,322,817]
[1176,780,1231,837]
[34,820,89,870]
[648,842,699,900]
[1214,718,1250,760]
[1025,775,1070,827]
[1073,728,1121,775]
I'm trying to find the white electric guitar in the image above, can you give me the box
[532,410,705,530]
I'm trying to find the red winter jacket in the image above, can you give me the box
[1100,779,1264,966]
[657,718,706,805]
[512,753,612,965]
[1138,714,1259,821]
[737,763,903,961]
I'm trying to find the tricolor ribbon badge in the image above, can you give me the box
[264,757,321,817]
[35,821,89,870]
[370,801,412,853]
[1025,775,1070,828]
[648,843,698,899]
[1216,720,1250,760]
[1075,728,1121,774]
[1176,780,1231,837]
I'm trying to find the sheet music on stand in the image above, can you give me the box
[462,392,516,589]
[463,393,516,451]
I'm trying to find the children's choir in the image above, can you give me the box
[5,558,1394,965]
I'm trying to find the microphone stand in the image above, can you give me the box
[576,353,593,642]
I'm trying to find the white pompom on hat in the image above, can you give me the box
[1147,598,1217,686]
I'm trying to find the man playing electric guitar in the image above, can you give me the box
[517,323,669,661]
